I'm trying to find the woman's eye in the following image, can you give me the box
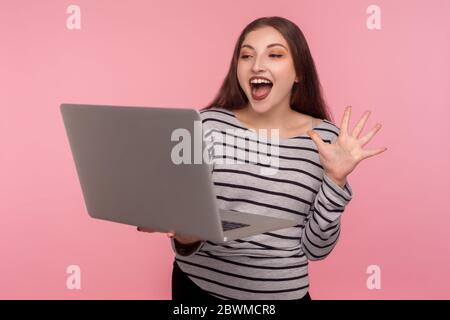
[240,54,283,59]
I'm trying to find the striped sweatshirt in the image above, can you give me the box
[170,106,353,300]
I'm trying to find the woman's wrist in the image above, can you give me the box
[324,171,347,188]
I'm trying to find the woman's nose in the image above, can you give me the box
[251,57,266,72]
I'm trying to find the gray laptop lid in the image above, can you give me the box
[60,103,225,241]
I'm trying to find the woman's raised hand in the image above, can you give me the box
[307,106,387,187]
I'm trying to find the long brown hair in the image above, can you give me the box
[201,16,332,122]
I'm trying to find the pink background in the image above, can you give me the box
[1,0,449,299]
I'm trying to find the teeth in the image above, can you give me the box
[250,78,272,84]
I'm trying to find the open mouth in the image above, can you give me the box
[250,80,273,101]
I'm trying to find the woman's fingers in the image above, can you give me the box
[359,123,382,147]
[136,226,174,238]
[135,228,201,243]
[136,227,198,242]
[361,146,388,160]
[307,130,325,150]
[352,111,371,138]
[340,106,352,136]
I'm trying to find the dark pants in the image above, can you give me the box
[172,260,311,301]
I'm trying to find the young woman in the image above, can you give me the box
[139,16,386,300]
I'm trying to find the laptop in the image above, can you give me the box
[60,103,298,243]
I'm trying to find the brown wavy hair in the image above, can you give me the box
[201,16,332,122]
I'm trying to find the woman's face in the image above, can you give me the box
[237,26,298,114]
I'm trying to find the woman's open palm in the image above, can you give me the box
[307,106,387,183]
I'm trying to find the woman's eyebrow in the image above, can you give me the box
[240,43,287,50]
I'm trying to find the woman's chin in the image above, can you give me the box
[248,99,274,113]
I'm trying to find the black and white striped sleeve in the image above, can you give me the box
[301,173,353,261]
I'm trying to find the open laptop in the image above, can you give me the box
[60,103,298,243]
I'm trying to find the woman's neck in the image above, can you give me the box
[235,104,303,130]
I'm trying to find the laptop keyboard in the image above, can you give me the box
[221,220,250,231]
